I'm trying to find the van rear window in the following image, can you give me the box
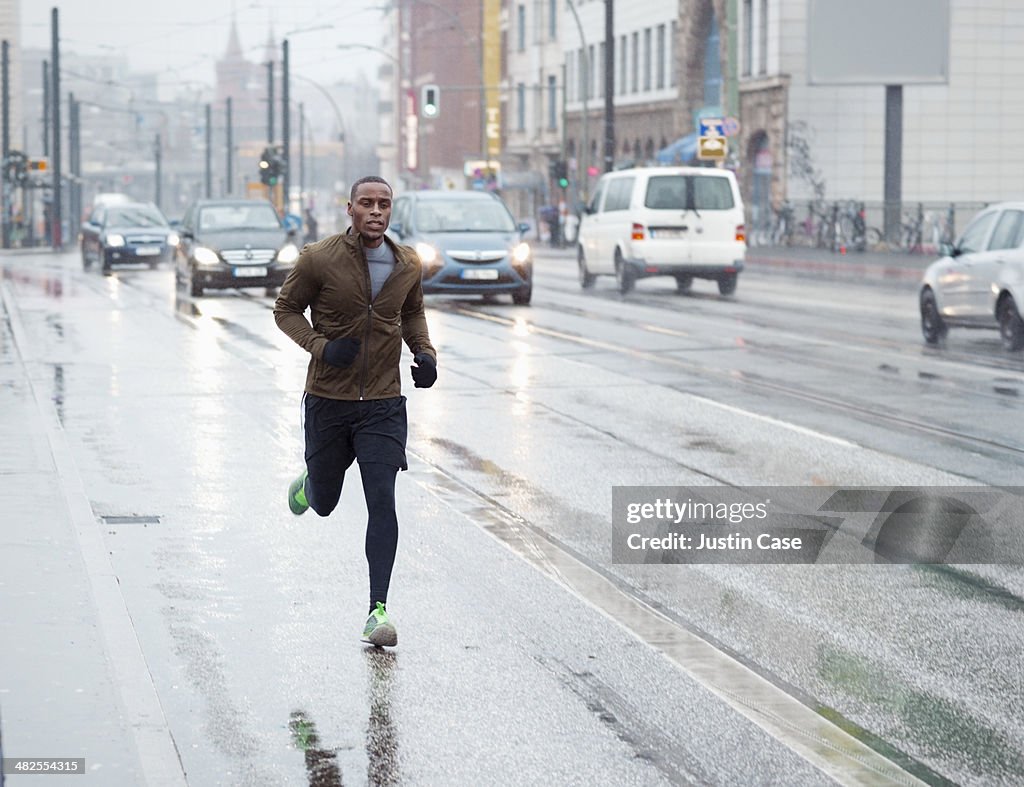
[644,175,734,210]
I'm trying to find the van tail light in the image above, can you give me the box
[631,223,646,241]
[735,224,746,243]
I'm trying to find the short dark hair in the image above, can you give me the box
[350,176,392,203]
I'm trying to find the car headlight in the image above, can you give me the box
[167,232,180,247]
[193,246,220,265]
[106,234,125,247]
[276,243,299,264]
[512,241,531,264]
[415,242,438,265]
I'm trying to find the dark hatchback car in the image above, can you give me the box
[387,190,533,305]
[80,201,178,273]
[175,199,300,297]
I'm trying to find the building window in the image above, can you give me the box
[656,24,666,89]
[517,4,526,52]
[743,0,753,76]
[567,50,574,103]
[589,44,596,98]
[549,0,557,40]
[758,0,768,74]
[670,21,677,87]
[548,75,558,129]
[643,28,652,91]
[517,82,526,131]
[579,47,587,102]
[704,11,722,105]
[619,34,627,95]
[631,31,639,93]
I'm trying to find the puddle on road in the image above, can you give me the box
[52,363,65,425]
[1,264,66,298]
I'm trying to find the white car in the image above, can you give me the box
[920,201,1024,351]
[576,166,746,295]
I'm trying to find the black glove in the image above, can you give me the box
[411,352,437,388]
[322,336,361,368]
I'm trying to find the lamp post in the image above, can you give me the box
[565,0,590,202]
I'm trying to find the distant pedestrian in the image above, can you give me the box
[303,208,319,244]
[274,175,438,648]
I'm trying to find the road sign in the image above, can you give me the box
[697,136,728,160]
[699,117,725,137]
[722,117,741,137]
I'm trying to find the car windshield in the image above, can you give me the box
[106,206,167,228]
[198,204,281,231]
[644,175,735,210]
[415,200,516,233]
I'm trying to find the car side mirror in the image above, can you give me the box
[518,222,530,235]
[182,230,194,240]
[940,241,958,258]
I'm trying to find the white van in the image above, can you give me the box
[576,166,746,295]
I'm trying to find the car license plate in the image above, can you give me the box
[461,268,499,280]
[135,246,160,256]
[653,229,685,239]
[233,266,268,277]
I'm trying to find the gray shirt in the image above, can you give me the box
[364,242,396,301]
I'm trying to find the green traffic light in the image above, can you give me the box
[558,177,569,189]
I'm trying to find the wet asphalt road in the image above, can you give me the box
[1,247,1023,786]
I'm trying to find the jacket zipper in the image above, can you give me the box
[359,241,404,400]
[359,262,373,400]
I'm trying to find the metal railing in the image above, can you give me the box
[748,200,991,254]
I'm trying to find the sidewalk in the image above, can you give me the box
[745,243,932,285]
[0,283,165,785]
[535,241,933,286]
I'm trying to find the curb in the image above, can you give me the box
[746,253,926,284]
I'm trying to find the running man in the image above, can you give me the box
[274,176,437,647]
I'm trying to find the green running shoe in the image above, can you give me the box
[363,602,398,647]
[288,469,309,515]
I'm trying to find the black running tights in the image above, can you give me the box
[360,462,399,609]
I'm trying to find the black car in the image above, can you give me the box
[80,201,178,273]
[175,199,300,297]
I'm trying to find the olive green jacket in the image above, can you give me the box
[274,232,436,400]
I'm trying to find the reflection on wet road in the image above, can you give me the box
[4,250,1023,785]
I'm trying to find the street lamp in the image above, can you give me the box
[566,0,591,202]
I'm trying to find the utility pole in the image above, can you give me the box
[603,0,614,173]
[42,61,49,157]
[298,102,304,206]
[282,38,290,212]
[154,133,162,208]
[3,40,10,249]
[69,92,80,229]
[51,7,62,249]
[266,61,274,143]
[2,41,10,158]
[225,97,233,195]
[204,103,212,197]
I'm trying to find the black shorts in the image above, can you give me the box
[303,394,408,472]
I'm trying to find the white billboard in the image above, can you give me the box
[808,0,950,85]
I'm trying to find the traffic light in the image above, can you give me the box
[258,146,285,186]
[259,146,274,185]
[551,160,569,190]
[421,84,440,119]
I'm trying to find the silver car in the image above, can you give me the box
[920,201,1024,351]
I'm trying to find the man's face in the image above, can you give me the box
[347,183,392,247]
